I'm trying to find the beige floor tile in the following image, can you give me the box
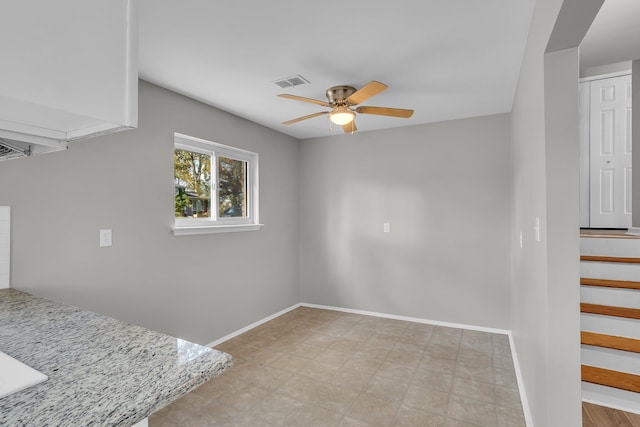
[354,342,392,360]
[330,365,376,391]
[447,395,497,426]
[402,384,450,415]
[493,356,515,371]
[338,416,371,426]
[376,360,416,383]
[451,377,495,404]
[285,403,344,427]
[150,307,524,427]
[454,362,495,384]
[343,353,385,374]
[394,405,446,427]
[347,392,402,426]
[412,367,454,392]
[250,391,305,425]
[425,342,460,360]
[234,413,275,426]
[386,348,423,367]
[495,385,522,408]
[494,368,518,389]
[277,374,323,402]
[216,384,271,412]
[311,382,360,414]
[419,354,457,375]
[297,358,341,382]
[363,374,410,401]
[268,353,311,372]
[445,418,485,427]
[496,405,526,427]
[242,365,293,390]
[314,348,352,366]
[457,349,493,369]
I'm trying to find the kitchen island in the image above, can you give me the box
[0,289,232,426]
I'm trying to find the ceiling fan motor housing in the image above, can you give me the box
[326,86,357,105]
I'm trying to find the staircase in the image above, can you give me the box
[580,233,640,413]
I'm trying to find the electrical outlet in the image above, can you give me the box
[99,229,112,247]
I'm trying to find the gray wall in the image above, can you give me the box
[299,114,512,329]
[0,81,300,345]
[510,0,602,425]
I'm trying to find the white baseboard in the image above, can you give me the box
[627,227,640,236]
[508,333,534,427]
[206,303,301,348]
[204,301,532,425]
[582,382,640,415]
[299,302,510,335]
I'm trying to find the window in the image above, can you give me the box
[173,133,260,235]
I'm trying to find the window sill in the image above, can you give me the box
[172,223,263,236]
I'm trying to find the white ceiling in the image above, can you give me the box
[580,0,640,71]
[138,1,534,139]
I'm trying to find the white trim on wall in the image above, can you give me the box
[299,302,510,335]
[206,303,301,348]
[579,70,631,83]
[206,301,533,426]
[0,206,10,289]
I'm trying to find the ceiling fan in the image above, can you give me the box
[278,81,414,133]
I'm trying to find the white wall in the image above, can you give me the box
[299,114,512,329]
[0,81,300,345]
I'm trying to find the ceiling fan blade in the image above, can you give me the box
[278,94,331,108]
[282,111,328,125]
[346,81,388,105]
[342,121,357,134]
[356,106,414,118]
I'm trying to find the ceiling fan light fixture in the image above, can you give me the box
[329,107,355,125]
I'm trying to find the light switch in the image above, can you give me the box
[383,223,390,233]
[99,229,112,247]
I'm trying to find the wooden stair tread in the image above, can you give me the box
[582,365,640,394]
[581,331,640,354]
[581,255,640,264]
[580,303,640,320]
[581,278,640,290]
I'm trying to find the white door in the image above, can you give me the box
[589,75,632,228]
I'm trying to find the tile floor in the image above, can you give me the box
[150,307,525,426]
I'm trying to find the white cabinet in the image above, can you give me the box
[0,0,138,151]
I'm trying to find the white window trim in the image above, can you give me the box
[172,133,262,235]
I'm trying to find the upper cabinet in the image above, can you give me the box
[0,0,138,152]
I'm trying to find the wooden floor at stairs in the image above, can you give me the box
[583,402,640,427]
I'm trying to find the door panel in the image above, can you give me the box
[589,75,632,228]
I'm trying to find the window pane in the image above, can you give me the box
[174,149,211,218]
[218,156,247,218]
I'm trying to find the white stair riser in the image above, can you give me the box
[581,286,640,309]
[582,345,640,375]
[581,313,640,340]
[582,382,640,414]
[581,237,640,257]
[581,262,640,282]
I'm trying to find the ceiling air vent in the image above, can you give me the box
[0,139,31,161]
[273,75,309,89]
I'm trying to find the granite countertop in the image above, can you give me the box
[0,289,232,426]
